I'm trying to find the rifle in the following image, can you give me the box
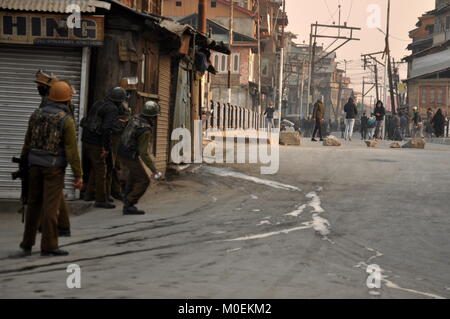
[11,156,29,223]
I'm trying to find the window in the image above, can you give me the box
[212,53,240,74]
[261,58,269,77]
[141,45,159,95]
[446,16,450,30]
[430,88,435,104]
[214,55,219,70]
[211,1,217,8]
[249,52,255,82]
[438,88,444,104]
[221,55,227,72]
[421,88,427,105]
[232,53,240,73]
[176,1,182,6]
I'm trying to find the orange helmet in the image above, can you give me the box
[48,81,73,102]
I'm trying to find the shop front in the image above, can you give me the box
[0,9,106,199]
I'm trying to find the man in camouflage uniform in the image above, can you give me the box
[20,81,83,257]
[118,101,162,215]
[109,78,136,201]
[81,87,128,209]
[35,70,72,237]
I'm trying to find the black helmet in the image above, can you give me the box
[108,87,127,103]
[142,100,161,118]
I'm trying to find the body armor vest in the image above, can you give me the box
[81,99,104,135]
[29,108,68,155]
[118,115,151,159]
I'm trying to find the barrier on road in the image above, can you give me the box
[206,101,266,131]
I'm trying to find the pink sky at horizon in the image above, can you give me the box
[285,0,435,96]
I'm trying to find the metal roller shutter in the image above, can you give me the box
[0,45,82,200]
[155,55,171,176]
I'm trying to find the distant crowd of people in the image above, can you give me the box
[273,98,449,142]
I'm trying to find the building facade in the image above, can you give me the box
[405,0,450,117]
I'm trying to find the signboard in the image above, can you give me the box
[0,12,104,47]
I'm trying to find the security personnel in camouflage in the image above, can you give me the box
[34,70,72,237]
[20,81,83,257]
[110,78,137,200]
[81,87,128,209]
[118,101,162,215]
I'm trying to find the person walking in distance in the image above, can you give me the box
[118,101,162,215]
[432,108,446,138]
[412,106,424,138]
[19,81,83,257]
[81,87,128,209]
[367,113,377,140]
[264,103,275,131]
[425,108,434,138]
[311,98,325,142]
[360,112,369,140]
[400,111,408,140]
[343,97,358,141]
[374,100,386,140]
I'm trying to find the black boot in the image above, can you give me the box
[83,193,95,202]
[94,201,116,209]
[41,249,69,257]
[19,243,32,257]
[123,201,145,215]
[58,228,71,237]
[111,192,123,201]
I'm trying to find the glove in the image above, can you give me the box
[153,172,162,180]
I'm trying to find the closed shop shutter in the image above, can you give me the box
[155,55,171,176]
[0,45,82,200]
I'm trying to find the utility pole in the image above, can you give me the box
[307,21,361,116]
[374,64,379,101]
[300,62,306,118]
[385,0,396,114]
[362,77,365,114]
[362,52,384,102]
[198,0,207,34]
[228,0,234,104]
[361,78,377,113]
[336,71,344,126]
[198,0,208,130]
[257,0,262,114]
[306,23,316,116]
[277,0,286,129]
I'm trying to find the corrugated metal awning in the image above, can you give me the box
[0,0,111,13]
[408,47,450,80]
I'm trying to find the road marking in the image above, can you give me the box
[312,214,331,236]
[306,192,325,213]
[226,248,242,253]
[285,204,307,217]
[203,166,301,191]
[223,223,313,242]
[383,278,446,299]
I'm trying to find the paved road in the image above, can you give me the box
[1,136,449,298]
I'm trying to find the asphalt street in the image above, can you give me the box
[1,136,449,298]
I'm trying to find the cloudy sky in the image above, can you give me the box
[285,0,435,96]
